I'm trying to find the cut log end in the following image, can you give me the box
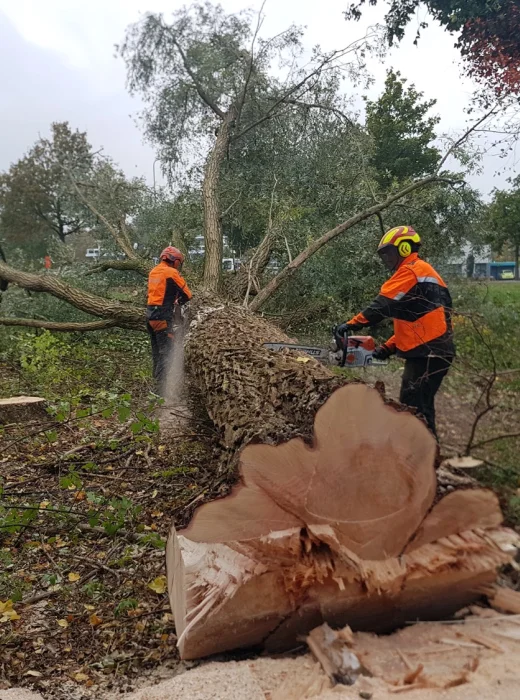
[0,396,47,424]
[167,383,518,660]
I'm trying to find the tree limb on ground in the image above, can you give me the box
[0,317,118,331]
[0,259,145,331]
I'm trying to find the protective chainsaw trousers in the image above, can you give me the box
[147,320,173,395]
[399,356,453,438]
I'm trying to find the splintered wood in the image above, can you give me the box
[166,384,519,660]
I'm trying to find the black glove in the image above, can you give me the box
[336,322,363,336]
[373,344,393,361]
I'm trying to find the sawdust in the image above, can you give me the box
[6,614,520,699]
[110,617,520,700]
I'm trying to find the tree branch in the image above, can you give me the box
[282,99,355,126]
[235,0,266,125]
[85,258,151,277]
[249,174,448,311]
[472,431,520,452]
[438,104,500,171]
[162,22,225,120]
[67,173,138,261]
[232,38,370,143]
[0,317,118,331]
[0,259,144,330]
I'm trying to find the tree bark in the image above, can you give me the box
[0,317,119,331]
[167,304,519,660]
[202,110,236,294]
[0,260,145,330]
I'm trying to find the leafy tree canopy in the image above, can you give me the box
[365,69,441,187]
[0,122,93,256]
[345,1,520,95]
[486,176,520,279]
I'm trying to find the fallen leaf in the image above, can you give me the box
[0,599,20,622]
[148,576,167,594]
[296,356,310,363]
[25,670,42,677]
[73,672,90,682]
[84,604,96,611]
[89,613,102,627]
[57,619,69,628]
[68,572,81,582]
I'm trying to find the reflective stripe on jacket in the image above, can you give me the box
[349,253,455,358]
[146,261,192,322]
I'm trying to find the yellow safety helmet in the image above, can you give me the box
[377,226,421,271]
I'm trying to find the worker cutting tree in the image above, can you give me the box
[147,246,192,396]
[336,226,455,438]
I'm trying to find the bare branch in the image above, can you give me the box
[0,317,118,331]
[220,197,241,220]
[282,99,355,126]
[235,0,266,124]
[438,104,500,171]
[67,172,137,260]
[162,22,225,120]
[472,432,520,451]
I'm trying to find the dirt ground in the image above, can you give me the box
[2,360,519,700]
[46,614,520,699]
[5,614,520,700]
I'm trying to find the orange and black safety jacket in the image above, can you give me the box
[348,253,454,359]
[146,261,192,324]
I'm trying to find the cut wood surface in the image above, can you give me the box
[0,396,47,424]
[167,376,518,660]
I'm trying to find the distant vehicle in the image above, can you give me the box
[222,258,241,272]
[86,247,100,259]
[500,270,515,280]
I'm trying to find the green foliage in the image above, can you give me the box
[486,176,520,279]
[86,493,142,536]
[114,598,139,617]
[346,1,520,95]
[365,70,441,187]
[0,122,94,255]
[0,327,151,401]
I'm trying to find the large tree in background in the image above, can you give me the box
[0,122,94,256]
[486,178,520,280]
[0,3,493,332]
[365,70,440,188]
[346,1,520,95]
[120,1,378,293]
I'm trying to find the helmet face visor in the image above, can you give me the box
[378,245,400,272]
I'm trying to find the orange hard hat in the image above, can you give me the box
[159,246,184,264]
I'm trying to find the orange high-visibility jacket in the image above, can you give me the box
[349,253,454,358]
[146,261,192,322]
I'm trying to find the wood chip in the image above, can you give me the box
[464,633,505,653]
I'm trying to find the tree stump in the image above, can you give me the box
[0,396,47,425]
[167,382,517,660]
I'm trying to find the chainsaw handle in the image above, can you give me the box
[340,328,349,368]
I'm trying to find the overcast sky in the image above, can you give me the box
[0,0,512,195]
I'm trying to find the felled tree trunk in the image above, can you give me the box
[167,305,518,660]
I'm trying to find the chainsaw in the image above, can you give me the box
[263,327,387,368]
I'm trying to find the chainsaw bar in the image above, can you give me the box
[263,343,329,362]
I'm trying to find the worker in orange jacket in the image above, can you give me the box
[147,246,192,394]
[336,226,455,437]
